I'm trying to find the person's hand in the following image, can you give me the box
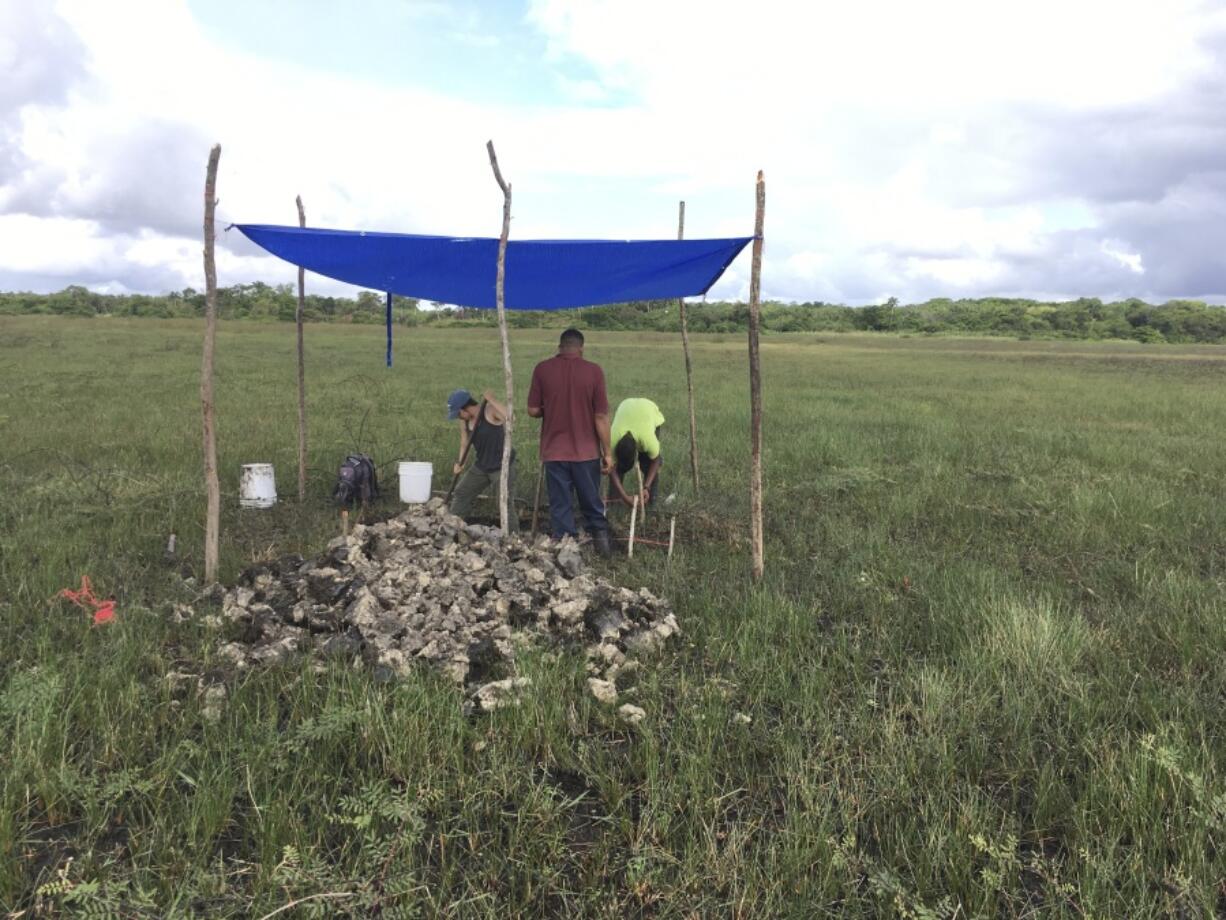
[482,389,496,402]
[453,462,463,476]
[640,489,651,506]
[601,452,614,475]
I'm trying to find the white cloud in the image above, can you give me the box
[1101,240,1145,274]
[0,0,1224,303]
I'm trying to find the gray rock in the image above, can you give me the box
[320,632,363,659]
[251,636,299,665]
[345,589,382,630]
[556,542,583,578]
[204,501,679,704]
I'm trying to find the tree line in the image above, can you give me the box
[3,283,1225,344]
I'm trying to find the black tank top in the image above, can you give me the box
[470,402,513,472]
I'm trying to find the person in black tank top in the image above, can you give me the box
[445,388,518,531]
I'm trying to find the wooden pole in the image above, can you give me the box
[531,462,544,535]
[295,195,308,503]
[635,463,646,524]
[628,495,639,559]
[201,144,221,585]
[678,201,700,491]
[486,140,515,535]
[667,516,676,563]
[748,171,766,581]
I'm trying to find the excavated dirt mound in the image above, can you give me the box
[217,499,679,713]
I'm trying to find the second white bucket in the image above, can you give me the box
[399,461,433,503]
[239,463,277,509]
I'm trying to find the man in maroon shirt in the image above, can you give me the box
[527,328,614,556]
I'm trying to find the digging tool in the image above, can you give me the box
[444,429,476,505]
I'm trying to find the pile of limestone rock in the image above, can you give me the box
[214,499,678,717]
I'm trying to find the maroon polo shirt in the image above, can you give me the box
[527,352,609,462]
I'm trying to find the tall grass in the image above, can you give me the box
[1,316,1224,916]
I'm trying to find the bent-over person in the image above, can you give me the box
[446,388,517,531]
[608,397,664,507]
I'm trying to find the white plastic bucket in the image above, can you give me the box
[398,461,433,503]
[239,463,277,509]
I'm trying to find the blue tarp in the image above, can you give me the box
[235,224,752,310]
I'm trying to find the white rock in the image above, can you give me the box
[552,599,588,625]
[217,642,250,669]
[618,703,646,725]
[594,643,625,666]
[200,684,227,723]
[345,589,382,630]
[473,676,531,711]
[588,678,618,704]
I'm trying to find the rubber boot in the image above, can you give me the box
[591,529,612,558]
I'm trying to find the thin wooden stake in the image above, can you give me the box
[748,171,766,581]
[667,516,676,562]
[486,140,514,535]
[341,508,349,537]
[295,195,308,503]
[201,144,221,585]
[531,461,544,535]
[635,463,646,524]
[628,495,639,559]
[678,200,700,491]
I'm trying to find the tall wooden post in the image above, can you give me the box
[486,140,515,534]
[678,200,700,491]
[201,144,221,584]
[295,195,308,502]
[748,171,766,581]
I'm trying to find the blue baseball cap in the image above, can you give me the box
[446,389,473,420]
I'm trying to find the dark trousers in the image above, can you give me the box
[544,459,608,539]
[449,458,518,532]
[614,453,660,504]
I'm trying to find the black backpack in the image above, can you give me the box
[333,454,379,506]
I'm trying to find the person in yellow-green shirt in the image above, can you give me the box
[607,397,665,507]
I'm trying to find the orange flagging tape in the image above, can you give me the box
[57,575,116,625]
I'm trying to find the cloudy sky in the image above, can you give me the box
[2,0,1225,304]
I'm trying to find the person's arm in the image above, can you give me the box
[593,367,613,473]
[482,390,509,422]
[642,456,662,496]
[454,420,470,475]
[526,367,543,418]
[608,466,634,505]
[639,423,662,499]
[595,413,613,474]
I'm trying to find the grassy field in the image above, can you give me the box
[2,314,1225,917]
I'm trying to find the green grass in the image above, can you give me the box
[2,315,1225,917]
